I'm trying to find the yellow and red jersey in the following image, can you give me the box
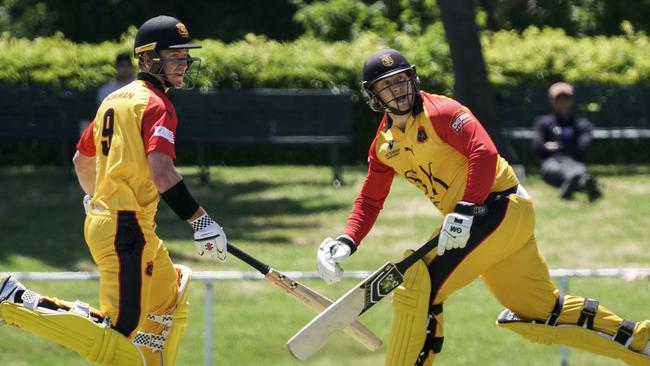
[76,74,178,216]
[346,92,519,244]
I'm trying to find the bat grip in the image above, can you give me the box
[227,242,271,275]
[396,235,438,273]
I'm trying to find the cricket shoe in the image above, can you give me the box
[560,175,580,200]
[0,276,41,325]
[0,275,25,304]
[0,275,24,325]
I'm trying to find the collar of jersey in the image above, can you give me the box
[382,94,423,133]
[137,72,166,93]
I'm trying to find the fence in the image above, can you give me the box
[3,268,650,366]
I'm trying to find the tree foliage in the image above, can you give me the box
[0,0,302,42]
[2,0,647,43]
[0,28,647,91]
[479,0,650,36]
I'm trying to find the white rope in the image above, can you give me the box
[2,268,648,366]
[2,268,650,281]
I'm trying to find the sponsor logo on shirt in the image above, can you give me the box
[384,140,400,159]
[450,109,472,134]
[153,125,175,144]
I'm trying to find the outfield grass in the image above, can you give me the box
[0,164,649,365]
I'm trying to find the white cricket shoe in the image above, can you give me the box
[0,275,28,326]
[0,276,25,304]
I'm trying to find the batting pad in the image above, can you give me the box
[385,250,432,366]
[162,264,191,365]
[0,301,144,365]
[498,309,650,366]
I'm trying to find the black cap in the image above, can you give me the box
[134,15,201,55]
[362,48,413,88]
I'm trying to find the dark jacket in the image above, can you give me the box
[532,113,593,161]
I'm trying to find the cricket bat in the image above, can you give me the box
[226,242,382,352]
[286,236,439,361]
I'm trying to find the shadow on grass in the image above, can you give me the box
[0,167,346,269]
[524,164,650,177]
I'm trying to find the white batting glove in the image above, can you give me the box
[438,212,473,256]
[190,213,227,262]
[437,201,488,256]
[317,235,355,283]
[83,195,92,215]
[438,201,488,256]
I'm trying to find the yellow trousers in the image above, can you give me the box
[391,191,650,365]
[85,209,179,365]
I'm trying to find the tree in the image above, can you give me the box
[0,0,302,42]
[438,0,518,164]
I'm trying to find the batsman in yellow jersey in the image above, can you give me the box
[315,48,650,365]
[0,15,227,366]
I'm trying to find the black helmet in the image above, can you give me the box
[134,15,201,55]
[360,48,419,115]
[134,15,202,89]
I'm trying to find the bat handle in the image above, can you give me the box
[227,242,271,274]
[396,236,438,273]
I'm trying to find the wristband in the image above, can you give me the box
[336,235,357,255]
[160,180,200,221]
[190,213,215,232]
[454,201,488,217]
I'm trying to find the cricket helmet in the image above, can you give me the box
[134,15,202,88]
[360,48,420,115]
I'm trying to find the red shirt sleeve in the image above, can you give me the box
[430,100,498,204]
[141,95,177,160]
[76,120,96,156]
[345,118,395,246]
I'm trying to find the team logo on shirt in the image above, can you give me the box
[380,54,394,67]
[417,126,427,142]
[450,108,472,134]
[176,23,189,37]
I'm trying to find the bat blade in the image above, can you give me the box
[265,268,383,352]
[287,262,403,361]
[225,243,382,352]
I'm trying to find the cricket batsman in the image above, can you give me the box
[316,48,650,365]
[0,15,227,365]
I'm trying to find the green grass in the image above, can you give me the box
[0,164,649,365]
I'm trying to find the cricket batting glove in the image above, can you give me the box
[437,201,487,256]
[82,194,92,215]
[317,235,356,283]
[190,213,227,262]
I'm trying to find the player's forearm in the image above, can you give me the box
[344,162,393,244]
[153,168,183,192]
[72,151,95,195]
[148,151,182,192]
[148,151,205,222]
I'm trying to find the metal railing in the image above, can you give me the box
[3,268,650,366]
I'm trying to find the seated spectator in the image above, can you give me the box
[96,51,135,106]
[531,82,602,201]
